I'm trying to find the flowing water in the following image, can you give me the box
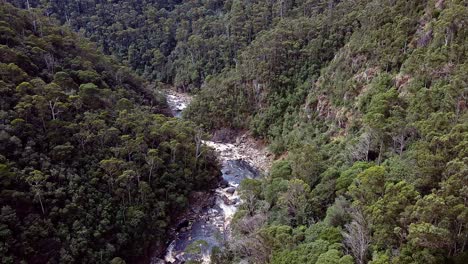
[161,159,258,263]
[155,90,266,264]
[165,90,191,118]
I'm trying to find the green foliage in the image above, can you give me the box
[289,144,326,187]
[110,257,126,264]
[270,160,292,180]
[315,249,353,264]
[271,240,330,264]
[4,0,468,263]
[206,1,467,263]
[8,0,287,89]
[0,4,219,263]
[278,179,312,226]
[335,162,373,195]
[186,240,209,255]
[304,222,342,245]
[324,197,351,228]
[263,178,289,207]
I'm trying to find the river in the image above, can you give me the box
[153,90,271,263]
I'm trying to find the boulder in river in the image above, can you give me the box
[221,195,235,205]
[220,179,229,188]
[191,207,201,214]
[225,187,236,194]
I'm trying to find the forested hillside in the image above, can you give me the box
[8,0,280,91]
[196,1,467,264]
[0,3,219,263]
[3,0,468,264]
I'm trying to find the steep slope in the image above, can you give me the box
[0,3,219,263]
[187,0,468,263]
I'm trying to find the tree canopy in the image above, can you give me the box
[0,3,219,263]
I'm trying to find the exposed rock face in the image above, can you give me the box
[205,132,273,173]
[211,128,238,143]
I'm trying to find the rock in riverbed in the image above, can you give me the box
[225,187,236,194]
[220,179,229,188]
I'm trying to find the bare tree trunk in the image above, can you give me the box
[148,164,154,185]
[37,193,45,215]
[48,98,61,120]
[171,148,176,163]
[26,0,38,33]
[195,128,204,163]
[377,140,384,164]
[343,207,371,264]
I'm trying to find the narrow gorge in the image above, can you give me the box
[155,90,272,263]
[1,1,466,263]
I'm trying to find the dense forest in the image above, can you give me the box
[0,3,219,263]
[8,0,292,91]
[2,0,468,264]
[201,1,467,263]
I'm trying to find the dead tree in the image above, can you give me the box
[343,207,371,264]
